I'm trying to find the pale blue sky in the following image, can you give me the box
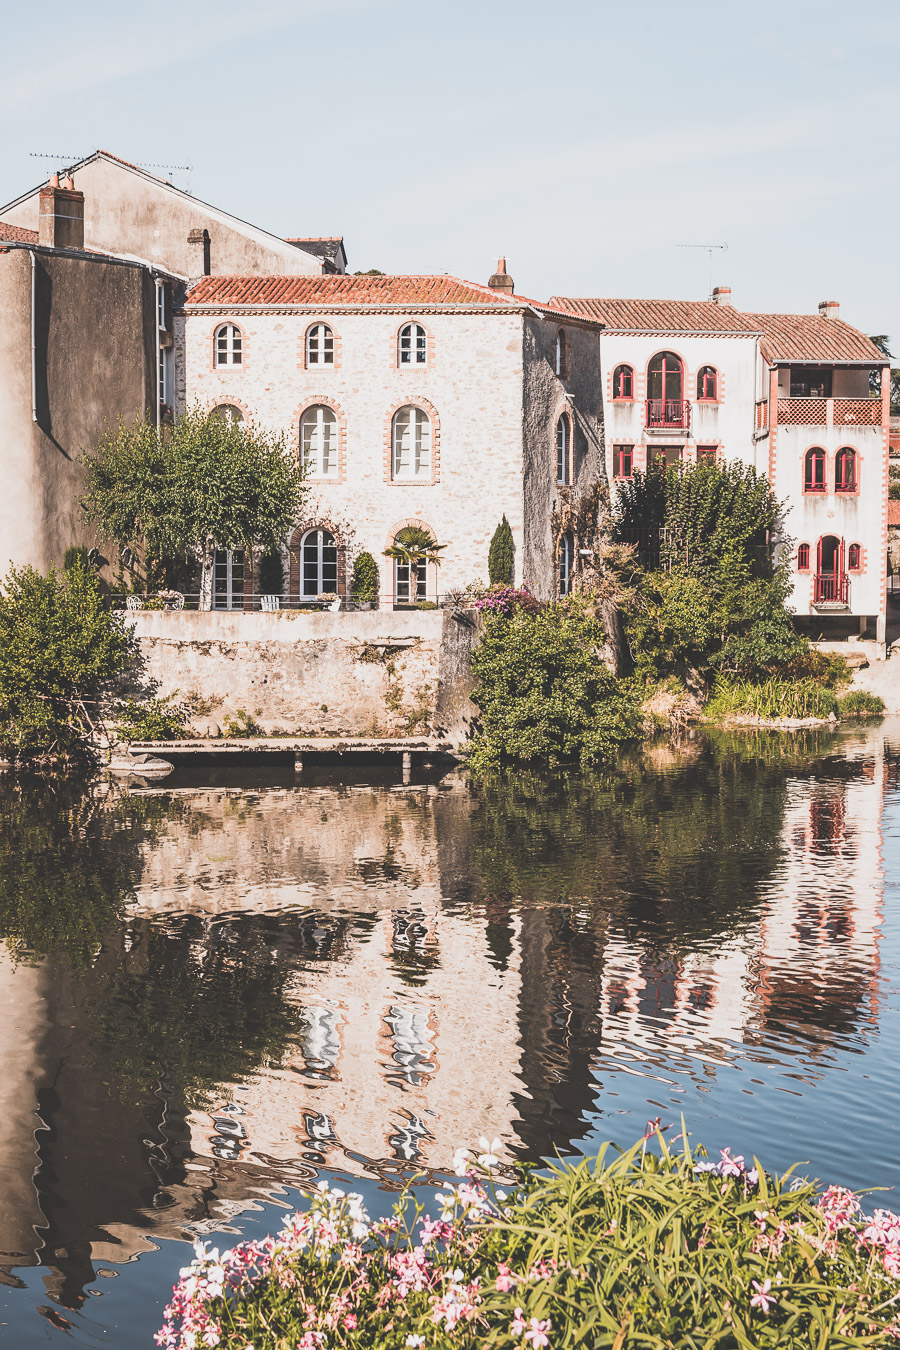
[3,0,898,341]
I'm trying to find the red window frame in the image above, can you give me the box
[848,543,861,571]
[613,364,634,400]
[797,543,811,571]
[697,366,718,400]
[835,447,857,493]
[696,445,718,465]
[647,351,684,402]
[613,444,633,478]
[804,447,827,493]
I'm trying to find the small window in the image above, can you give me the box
[835,446,857,493]
[697,366,718,400]
[215,324,242,367]
[399,323,427,365]
[804,447,826,493]
[697,445,718,465]
[300,405,338,478]
[613,445,633,478]
[848,543,861,571]
[797,543,811,571]
[157,284,167,331]
[306,323,334,365]
[210,404,244,425]
[613,364,634,400]
[392,406,432,479]
[559,532,574,596]
[556,415,571,484]
[555,328,569,379]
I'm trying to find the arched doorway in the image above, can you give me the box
[815,535,846,604]
[647,351,686,428]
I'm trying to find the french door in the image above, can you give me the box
[213,549,244,609]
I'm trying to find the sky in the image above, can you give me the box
[2,0,898,340]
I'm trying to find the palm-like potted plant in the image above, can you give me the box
[383,527,447,606]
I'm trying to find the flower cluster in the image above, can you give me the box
[693,1147,760,1187]
[472,586,540,616]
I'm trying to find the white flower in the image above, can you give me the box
[495,1188,508,1201]
[477,1136,502,1168]
[406,1337,426,1347]
[453,1147,473,1175]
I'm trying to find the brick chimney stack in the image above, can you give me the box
[38,173,85,250]
[488,257,514,295]
[818,299,840,320]
[712,286,732,306]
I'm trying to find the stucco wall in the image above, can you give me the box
[128,608,463,737]
[0,246,155,573]
[2,159,321,279]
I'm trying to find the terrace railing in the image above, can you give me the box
[813,572,850,606]
[646,399,691,431]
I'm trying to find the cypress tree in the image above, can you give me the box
[488,515,514,585]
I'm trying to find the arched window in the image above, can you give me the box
[556,414,571,484]
[210,404,243,424]
[797,543,811,571]
[398,323,427,365]
[301,529,338,597]
[214,324,242,367]
[300,405,338,478]
[804,447,827,493]
[392,406,432,479]
[647,351,685,426]
[848,543,861,570]
[613,364,634,400]
[697,366,718,400]
[393,526,431,605]
[555,328,569,378]
[835,447,857,493]
[306,323,334,365]
[558,532,574,596]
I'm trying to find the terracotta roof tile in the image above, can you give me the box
[0,222,38,243]
[888,500,900,527]
[186,274,542,310]
[551,296,885,364]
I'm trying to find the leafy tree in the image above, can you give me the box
[258,549,285,597]
[488,515,514,585]
[351,551,379,604]
[0,560,134,763]
[469,599,642,767]
[63,544,90,572]
[83,407,307,607]
[869,335,900,412]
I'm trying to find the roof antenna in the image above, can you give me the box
[676,242,728,300]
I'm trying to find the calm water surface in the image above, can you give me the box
[1,723,899,1345]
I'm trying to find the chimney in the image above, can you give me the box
[488,257,514,295]
[712,285,732,306]
[818,299,840,320]
[187,227,211,277]
[38,173,85,250]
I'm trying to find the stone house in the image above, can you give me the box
[554,290,890,641]
[175,264,604,605]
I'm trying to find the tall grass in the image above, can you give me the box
[706,677,838,722]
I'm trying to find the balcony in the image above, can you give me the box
[777,397,882,428]
[646,399,691,431]
[813,573,850,608]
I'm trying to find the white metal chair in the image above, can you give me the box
[260,594,281,612]
[125,595,144,611]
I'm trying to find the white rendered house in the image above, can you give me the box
[554,290,890,642]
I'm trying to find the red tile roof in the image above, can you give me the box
[889,500,900,527]
[184,274,586,319]
[551,297,885,363]
[0,221,38,243]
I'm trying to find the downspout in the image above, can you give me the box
[30,251,38,423]
[154,278,162,430]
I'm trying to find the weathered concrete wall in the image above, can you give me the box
[0,246,155,573]
[128,608,473,738]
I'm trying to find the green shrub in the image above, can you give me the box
[158,1132,900,1349]
[706,677,837,722]
[0,561,134,764]
[469,599,642,767]
[350,551,379,604]
[258,550,284,597]
[415,599,438,610]
[222,709,262,737]
[890,482,900,500]
[63,545,90,572]
[114,695,191,742]
[488,514,514,586]
[837,689,885,719]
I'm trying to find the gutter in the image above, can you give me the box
[29,250,37,423]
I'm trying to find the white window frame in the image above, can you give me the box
[555,328,568,377]
[394,554,427,606]
[556,414,570,484]
[306,323,335,366]
[213,549,244,610]
[391,406,432,480]
[300,405,338,478]
[215,324,242,367]
[398,322,427,365]
[300,528,338,596]
[559,532,574,595]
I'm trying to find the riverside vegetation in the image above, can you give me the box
[157,1129,900,1349]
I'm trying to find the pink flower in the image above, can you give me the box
[496,1262,516,1292]
[511,1308,527,1336]
[524,1317,551,1347]
[750,1278,776,1313]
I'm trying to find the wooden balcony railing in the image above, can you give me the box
[777,397,882,427]
[646,399,691,430]
[814,572,850,606]
[755,399,768,430]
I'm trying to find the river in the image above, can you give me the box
[0,722,898,1344]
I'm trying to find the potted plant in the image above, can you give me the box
[383,528,447,605]
[350,551,379,609]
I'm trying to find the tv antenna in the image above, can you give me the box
[676,242,728,300]
[29,152,193,190]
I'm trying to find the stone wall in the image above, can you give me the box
[128,608,480,741]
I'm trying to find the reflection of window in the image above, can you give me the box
[301,528,337,596]
[388,1111,432,1162]
[300,405,338,477]
[848,542,861,570]
[556,415,570,484]
[214,324,242,366]
[384,1005,435,1086]
[392,406,432,479]
[306,323,334,365]
[613,364,633,400]
[613,444,633,478]
[298,1006,340,1074]
[399,323,427,365]
[797,542,811,571]
[303,1111,337,1143]
[835,447,857,493]
[804,447,826,493]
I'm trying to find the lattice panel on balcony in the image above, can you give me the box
[833,399,881,426]
[778,398,827,425]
